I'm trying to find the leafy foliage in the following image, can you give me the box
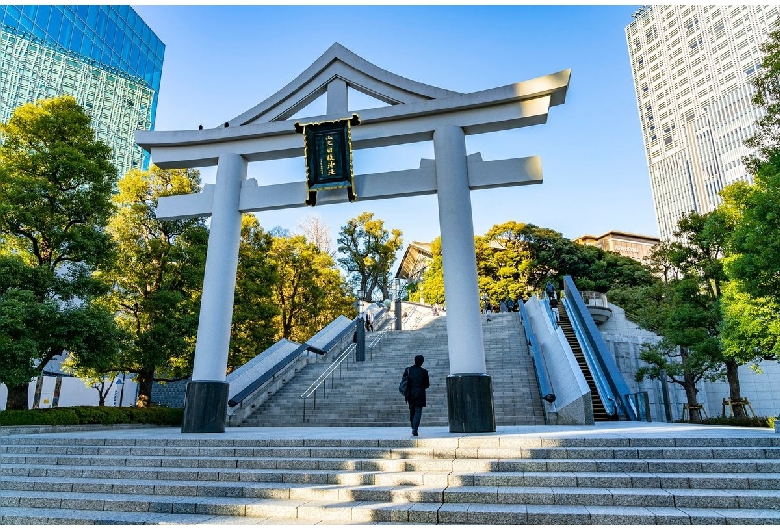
[77,166,208,407]
[337,212,403,301]
[270,234,354,343]
[0,96,120,410]
[744,17,780,172]
[722,154,780,305]
[720,281,780,363]
[230,215,279,371]
[0,406,183,426]
[613,211,744,419]
[417,237,445,305]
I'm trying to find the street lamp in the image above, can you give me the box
[355,288,365,362]
[392,278,403,301]
[391,278,403,330]
[355,288,364,315]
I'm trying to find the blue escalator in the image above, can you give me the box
[559,276,637,421]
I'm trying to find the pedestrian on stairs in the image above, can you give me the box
[549,296,560,323]
[545,281,556,300]
[403,355,430,436]
[365,310,374,332]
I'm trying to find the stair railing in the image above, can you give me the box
[300,347,355,422]
[402,305,419,328]
[562,276,638,420]
[517,300,556,405]
[367,326,391,359]
[299,314,392,422]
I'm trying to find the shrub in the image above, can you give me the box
[678,415,776,428]
[0,406,183,426]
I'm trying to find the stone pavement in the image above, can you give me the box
[2,422,780,525]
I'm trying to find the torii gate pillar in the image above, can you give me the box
[434,126,495,432]
[182,154,246,433]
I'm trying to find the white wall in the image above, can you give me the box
[601,303,780,421]
[0,376,139,411]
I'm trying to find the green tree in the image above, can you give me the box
[476,222,532,305]
[722,156,780,307]
[743,18,780,173]
[0,96,120,410]
[475,221,655,306]
[270,234,354,343]
[612,211,733,420]
[74,166,209,407]
[230,215,279,372]
[418,237,446,305]
[721,281,780,364]
[337,212,403,301]
[715,19,780,409]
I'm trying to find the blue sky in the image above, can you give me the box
[132,5,657,256]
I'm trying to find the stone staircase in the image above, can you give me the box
[3,430,780,524]
[242,312,545,428]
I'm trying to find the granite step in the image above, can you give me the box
[4,432,780,525]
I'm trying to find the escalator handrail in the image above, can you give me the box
[563,276,638,420]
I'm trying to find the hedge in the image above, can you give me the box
[0,406,183,426]
[679,416,776,429]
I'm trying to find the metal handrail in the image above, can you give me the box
[518,301,556,405]
[300,341,357,422]
[299,317,393,422]
[563,276,638,420]
[366,327,390,359]
[401,305,421,329]
[540,297,559,329]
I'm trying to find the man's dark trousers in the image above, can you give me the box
[409,405,423,434]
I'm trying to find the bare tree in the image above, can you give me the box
[296,214,333,255]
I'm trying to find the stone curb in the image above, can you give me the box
[0,424,169,436]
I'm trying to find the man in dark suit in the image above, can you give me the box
[404,354,430,436]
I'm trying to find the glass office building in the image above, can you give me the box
[625,6,779,240]
[0,5,164,176]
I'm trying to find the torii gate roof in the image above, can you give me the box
[136,42,570,169]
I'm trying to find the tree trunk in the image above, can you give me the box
[725,358,745,418]
[32,376,45,409]
[678,347,703,422]
[6,383,29,410]
[136,370,154,407]
[682,371,702,422]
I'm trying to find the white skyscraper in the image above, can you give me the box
[625,5,779,239]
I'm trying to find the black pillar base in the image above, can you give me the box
[181,381,229,433]
[394,299,402,330]
[447,374,496,433]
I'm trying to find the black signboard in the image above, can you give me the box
[295,114,360,206]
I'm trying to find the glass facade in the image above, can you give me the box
[0,5,164,175]
[625,5,779,240]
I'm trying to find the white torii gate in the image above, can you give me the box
[136,43,570,433]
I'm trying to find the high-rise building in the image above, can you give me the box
[625,5,779,240]
[0,5,164,176]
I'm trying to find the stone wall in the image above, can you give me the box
[599,303,779,421]
[151,379,188,408]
